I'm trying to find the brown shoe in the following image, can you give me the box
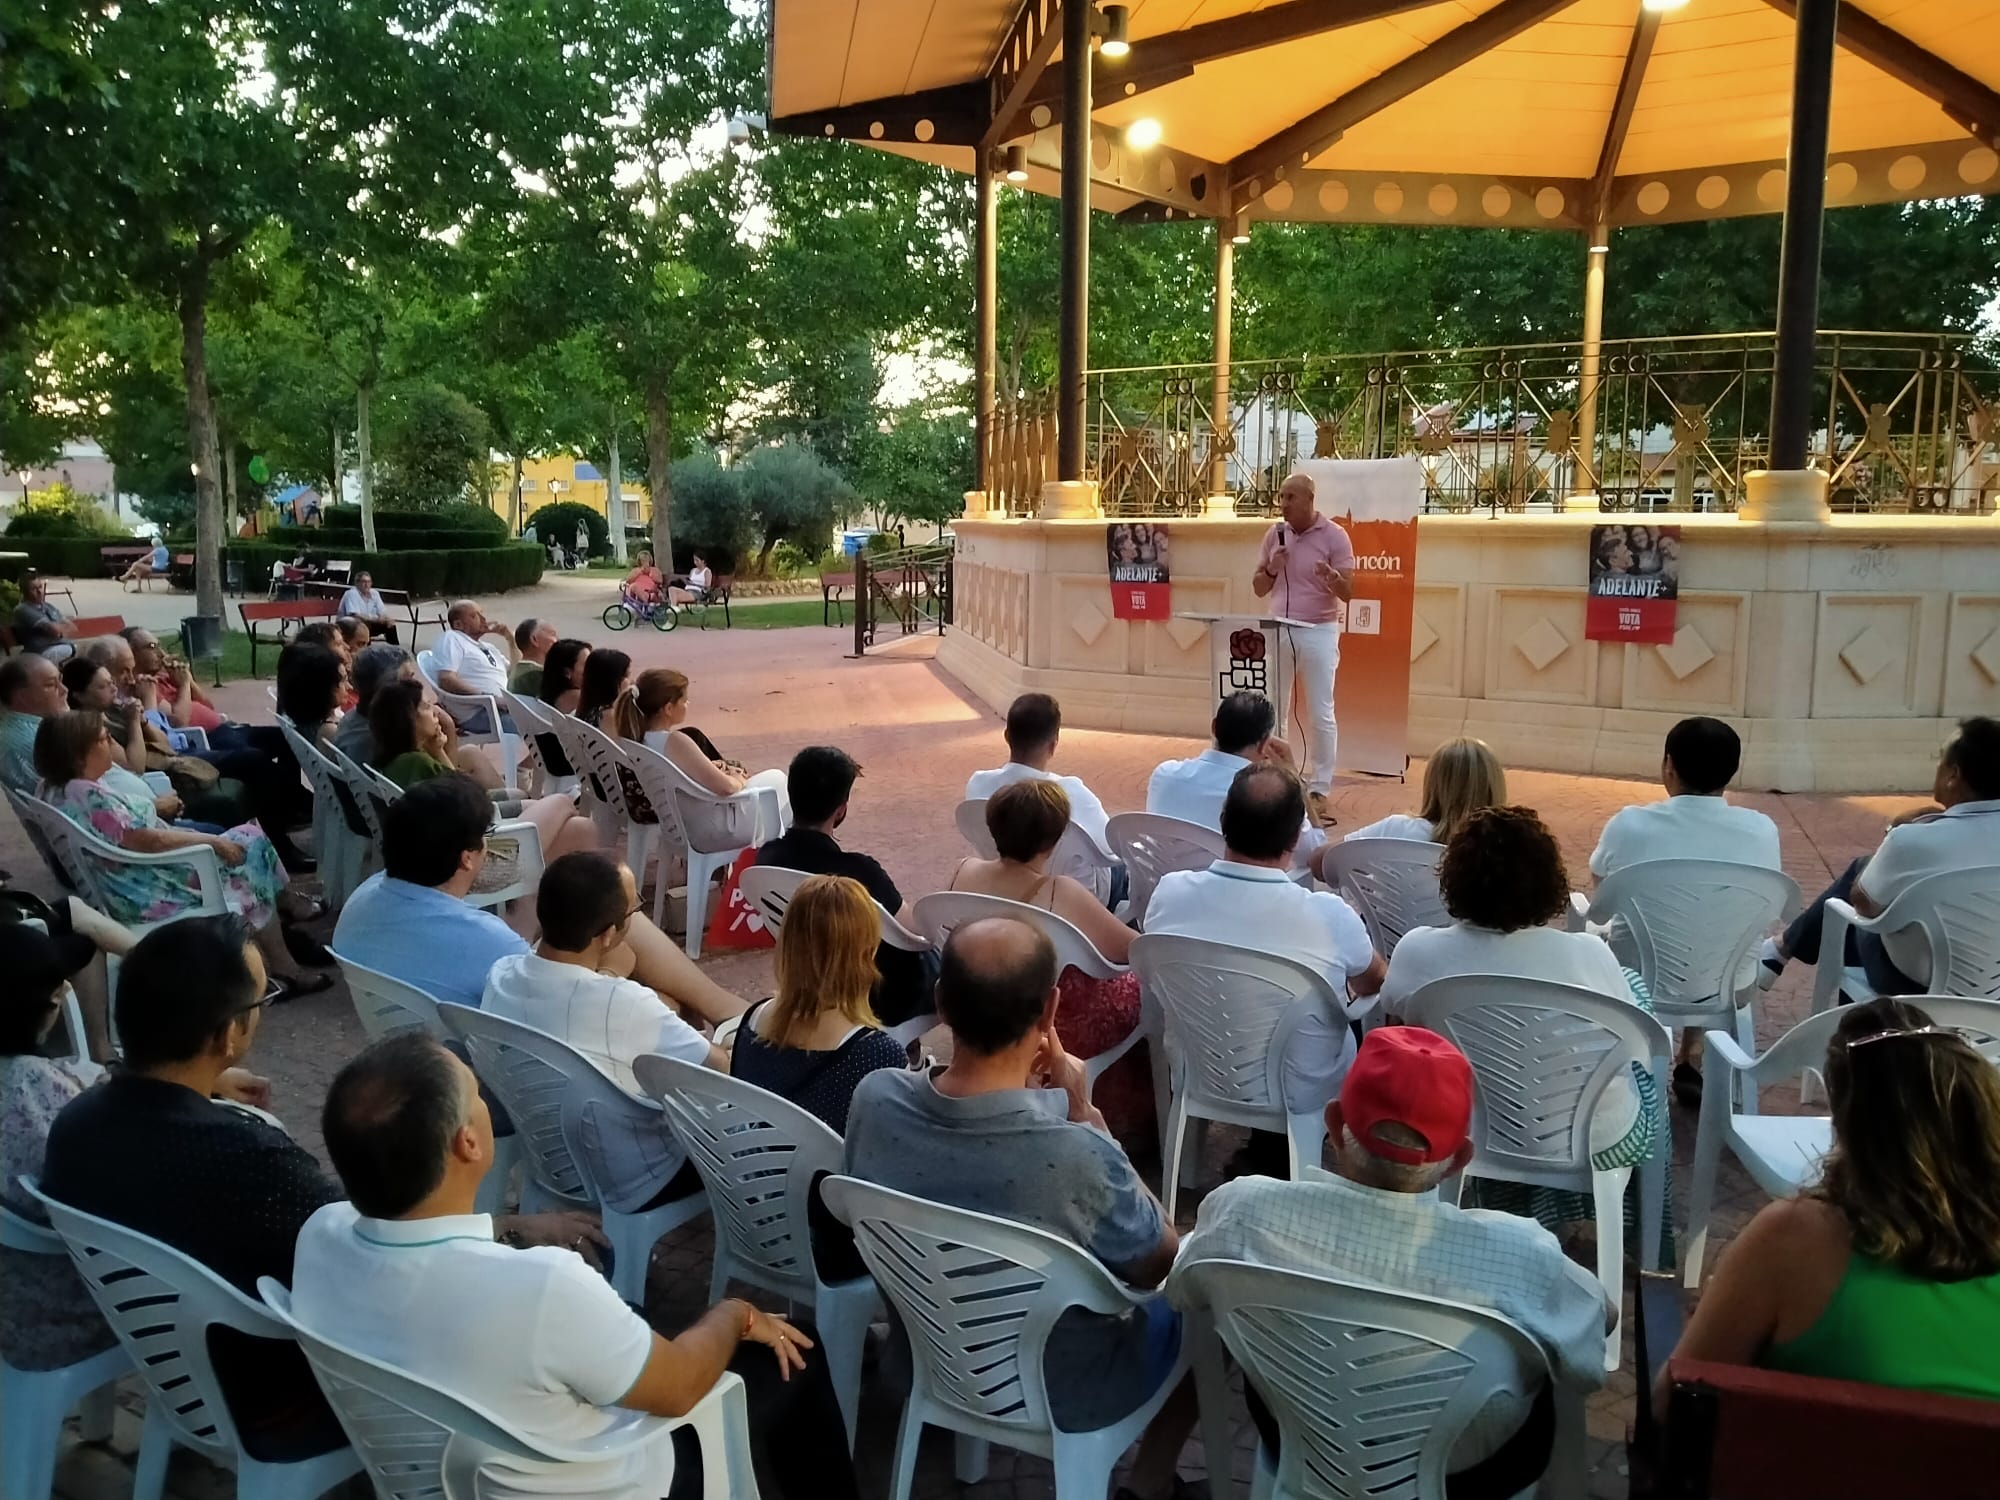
[1306,790,1337,829]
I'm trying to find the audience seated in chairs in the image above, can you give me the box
[941,780,1151,1143]
[1146,764,1385,1175]
[0,920,131,1378]
[1658,996,2000,1414]
[1171,1025,1612,1497]
[332,642,415,767]
[36,919,592,1464]
[967,692,1124,909]
[273,640,345,747]
[842,916,1196,1500]
[576,645,632,732]
[531,636,592,779]
[297,1032,859,1500]
[1758,715,2000,998]
[758,746,936,1027]
[122,627,224,740]
[1331,733,1506,854]
[430,600,516,734]
[614,666,791,825]
[14,574,78,657]
[1382,805,1664,1245]
[730,873,908,1136]
[35,709,332,1000]
[1147,690,1322,869]
[509,617,558,696]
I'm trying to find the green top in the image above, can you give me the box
[1765,1251,2000,1401]
[509,660,543,697]
[380,751,455,790]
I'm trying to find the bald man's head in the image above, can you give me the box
[936,917,1058,1056]
[1279,471,1317,530]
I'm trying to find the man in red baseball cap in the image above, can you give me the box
[1169,1026,1612,1493]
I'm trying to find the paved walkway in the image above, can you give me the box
[14,595,1915,1500]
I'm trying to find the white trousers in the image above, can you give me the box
[1288,620,1342,792]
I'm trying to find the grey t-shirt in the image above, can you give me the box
[12,600,64,653]
[843,1067,1170,1429]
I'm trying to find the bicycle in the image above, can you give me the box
[602,591,679,632]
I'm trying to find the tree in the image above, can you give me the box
[376,386,490,510]
[737,444,851,572]
[669,452,756,566]
[850,408,973,532]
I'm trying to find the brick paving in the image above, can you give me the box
[14,591,1920,1500]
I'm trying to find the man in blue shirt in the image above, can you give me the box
[332,774,529,1008]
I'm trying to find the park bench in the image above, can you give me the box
[820,566,855,626]
[98,544,150,576]
[303,580,447,648]
[2,613,128,655]
[238,596,340,675]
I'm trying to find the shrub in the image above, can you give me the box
[376,386,491,510]
[9,535,145,576]
[220,542,544,597]
[738,444,851,574]
[317,503,507,540]
[5,483,131,538]
[670,454,755,566]
[525,500,608,558]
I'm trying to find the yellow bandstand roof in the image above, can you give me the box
[768,0,2000,229]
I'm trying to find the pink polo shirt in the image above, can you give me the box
[1256,515,1356,626]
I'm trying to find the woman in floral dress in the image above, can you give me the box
[33,709,330,999]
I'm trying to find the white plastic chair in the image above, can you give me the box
[1105,811,1225,929]
[8,786,228,940]
[25,1183,363,1500]
[912,890,1161,1122]
[1809,865,2000,1018]
[1403,974,1671,1370]
[634,1056,881,1451]
[624,738,780,959]
[956,797,1118,908]
[568,716,647,863]
[330,949,445,1041]
[258,1279,755,1500]
[0,1202,128,1500]
[1128,933,1344,1218]
[1682,995,2000,1287]
[437,1004,707,1304]
[1569,859,1800,1112]
[1319,838,1449,961]
[276,714,367,908]
[416,648,520,783]
[330,747,545,915]
[1175,1258,1586,1500]
[499,690,577,797]
[821,1175,1188,1500]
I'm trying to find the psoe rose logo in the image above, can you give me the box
[1229,628,1267,662]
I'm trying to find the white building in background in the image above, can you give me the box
[2,440,147,528]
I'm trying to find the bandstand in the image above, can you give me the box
[768,0,2000,791]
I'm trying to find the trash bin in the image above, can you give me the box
[181,615,224,686]
[224,558,245,596]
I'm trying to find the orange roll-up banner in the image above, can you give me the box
[1293,457,1423,780]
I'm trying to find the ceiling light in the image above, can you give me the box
[1098,5,1130,57]
[1231,213,1251,245]
[1125,117,1162,150]
[1004,144,1029,182]
[1588,243,1609,253]
[1640,0,1688,12]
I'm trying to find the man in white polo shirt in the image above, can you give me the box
[431,599,515,734]
[294,1033,857,1500]
[1147,690,1324,870]
[1145,763,1385,1173]
[966,691,1123,907]
[1590,717,1781,879]
[1761,715,2000,997]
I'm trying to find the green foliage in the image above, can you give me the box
[221,542,544,596]
[849,409,971,531]
[6,535,144,575]
[736,444,851,573]
[5,482,131,537]
[525,501,608,558]
[316,503,507,541]
[668,453,754,568]
[375,386,490,511]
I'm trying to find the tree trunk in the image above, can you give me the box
[607,430,628,564]
[356,382,377,552]
[644,373,675,570]
[220,424,238,525]
[510,454,524,532]
[330,422,344,508]
[178,265,225,619]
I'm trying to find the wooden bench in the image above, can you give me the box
[303,581,447,648]
[98,545,149,576]
[69,615,128,640]
[238,596,340,676]
[820,568,856,626]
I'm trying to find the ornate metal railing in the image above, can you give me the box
[986,330,2000,518]
[853,541,954,654]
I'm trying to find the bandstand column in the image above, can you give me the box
[974,147,998,498]
[1207,219,1234,510]
[1572,220,1609,510]
[1039,0,1102,518]
[1745,0,1837,523]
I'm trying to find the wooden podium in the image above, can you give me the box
[1174,612,1313,722]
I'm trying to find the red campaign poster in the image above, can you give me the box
[1106,522,1170,620]
[702,848,776,951]
[1585,522,1682,645]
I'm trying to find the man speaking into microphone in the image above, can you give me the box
[1250,471,1355,827]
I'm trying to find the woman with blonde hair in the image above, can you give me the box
[1659,997,2000,1411]
[940,779,1150,1144]
[730,874,907,1133]
[1339,736,1507,846]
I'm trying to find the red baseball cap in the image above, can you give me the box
[1339,1026,1474,1166]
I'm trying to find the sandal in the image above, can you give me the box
[269,971,336,1005]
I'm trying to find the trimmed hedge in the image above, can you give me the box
[8,535,146,576]
[221,542,544,597]
[315,504,509,541]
